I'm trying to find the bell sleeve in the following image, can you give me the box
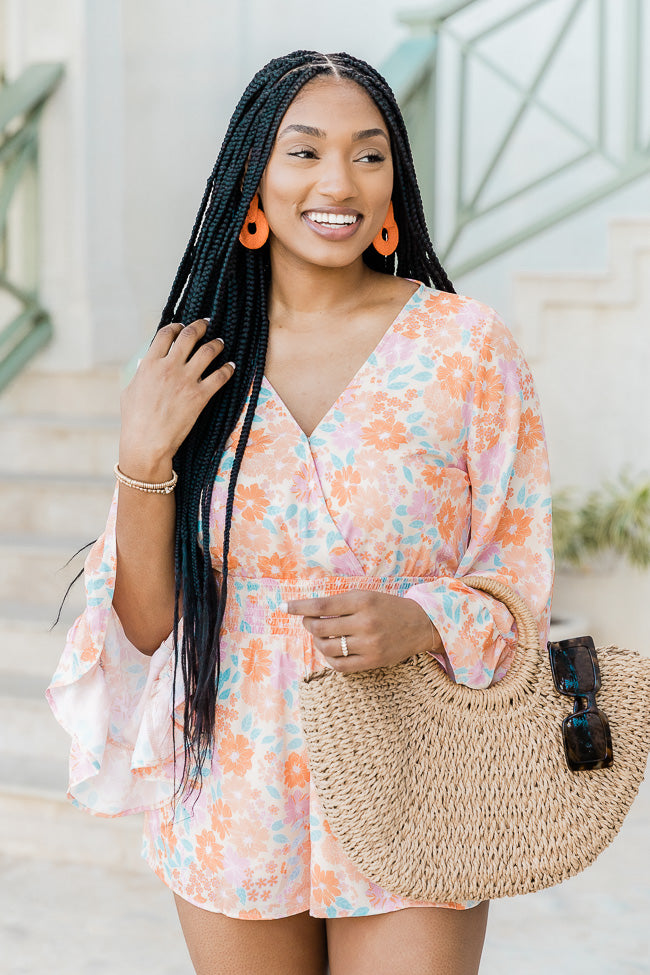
[403,308,554,688]
[45,485,185,817]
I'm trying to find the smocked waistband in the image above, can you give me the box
[221,574,434,633]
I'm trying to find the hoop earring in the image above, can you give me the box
[372,201,399,256]
[239,193,269,249]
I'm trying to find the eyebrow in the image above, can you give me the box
[277,123,389,143]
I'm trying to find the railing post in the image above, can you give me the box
[0,63,63,392]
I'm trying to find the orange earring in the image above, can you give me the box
[372,201,399,256]
[239,193,269,249]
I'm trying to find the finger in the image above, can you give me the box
[167,318,210,361]
[185,336,226,378]
[313,634,356,659]
[326,653,365,674]
[283,593,359,618]
[199,359,237,399]
[146,321,185,359]
[305,615,355,641]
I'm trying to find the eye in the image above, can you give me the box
[357,151,385,164]
[288,148,318,159]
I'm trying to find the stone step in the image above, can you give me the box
[0,535,90,609]
[0,767,144,868]
[0,414,119,476]
[1,674,70,760]
[0,367,123,418]
[0,675,145,868]
[0,604,79,677]
[0,472,114,536]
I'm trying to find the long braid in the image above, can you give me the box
[159,51,455,805]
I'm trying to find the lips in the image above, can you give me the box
[302,208,363,240]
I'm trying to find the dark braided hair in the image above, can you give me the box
[159,50,455,805]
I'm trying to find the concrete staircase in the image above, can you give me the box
[0,368,144,868]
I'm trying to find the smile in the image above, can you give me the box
[302,210,362,240]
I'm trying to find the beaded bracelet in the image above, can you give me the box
[113,462,178,494]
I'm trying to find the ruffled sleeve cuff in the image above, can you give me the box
[404,576,517,688]
[45,487,185,817]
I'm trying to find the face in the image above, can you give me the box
[256,76,394,268]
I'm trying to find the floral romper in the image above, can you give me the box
[46,282,554,919]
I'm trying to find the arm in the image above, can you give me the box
[403,310,554,687]
[45,318,235,815]
[112,319,235,652]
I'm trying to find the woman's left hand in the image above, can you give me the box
[282,590,443,673]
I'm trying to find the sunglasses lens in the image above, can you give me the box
[549,639,599,694]
[563,710,613,771]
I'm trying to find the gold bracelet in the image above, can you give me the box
[113,462,178,494]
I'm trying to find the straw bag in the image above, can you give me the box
[298,575,650,902]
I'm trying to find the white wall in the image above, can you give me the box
[3,0,649,372]
[120,0,414,343]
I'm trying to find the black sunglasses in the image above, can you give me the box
[547,636,614,772]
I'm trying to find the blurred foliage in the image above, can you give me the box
[553,471,650,569]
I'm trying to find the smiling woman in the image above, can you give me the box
[46,50,552,975]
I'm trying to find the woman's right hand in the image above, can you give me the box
[118,318,236,479]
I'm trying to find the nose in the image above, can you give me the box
[316,152,357,201]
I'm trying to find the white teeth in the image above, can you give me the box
[305,211,359,225]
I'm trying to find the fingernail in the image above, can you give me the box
[279,601,289,613]
[204,317,211,324]
[216,337,224,345]
[226,361,236,370]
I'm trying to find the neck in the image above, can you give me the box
[266,244,378,334]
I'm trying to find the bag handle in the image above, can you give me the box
[460,574,544,697]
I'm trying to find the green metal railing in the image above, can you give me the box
[383,0,650,277]
[0,63,63,391]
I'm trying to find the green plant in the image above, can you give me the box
[553,471,650,569]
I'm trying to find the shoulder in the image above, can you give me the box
[411,284,521,360]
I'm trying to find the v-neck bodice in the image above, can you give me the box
[261,281,425,442]
[203,282,552,593]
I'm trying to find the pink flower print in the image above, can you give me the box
[290,463,316,504]
[284,790,310,827]
[476,441,507,482]
[407,488,435,523]
[330,419,363,452]
[499,357,521,395]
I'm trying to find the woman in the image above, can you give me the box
[47,50,553,975]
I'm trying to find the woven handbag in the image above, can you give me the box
[298,575,650,902]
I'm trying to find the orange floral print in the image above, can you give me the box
[257,549,298,577]
[234,483,270,522]
[475,365,505,407]
[284,750,309,790]
[361,416,409,451]
[312,864,342,906]
[210,798,233,840]
[494,508,534,547]
[438,351,474,397]
[241,639,272,682]
[195,829,224,873]
[218,729,254,776]
[518,407,545,451]
[331,466,362,505]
